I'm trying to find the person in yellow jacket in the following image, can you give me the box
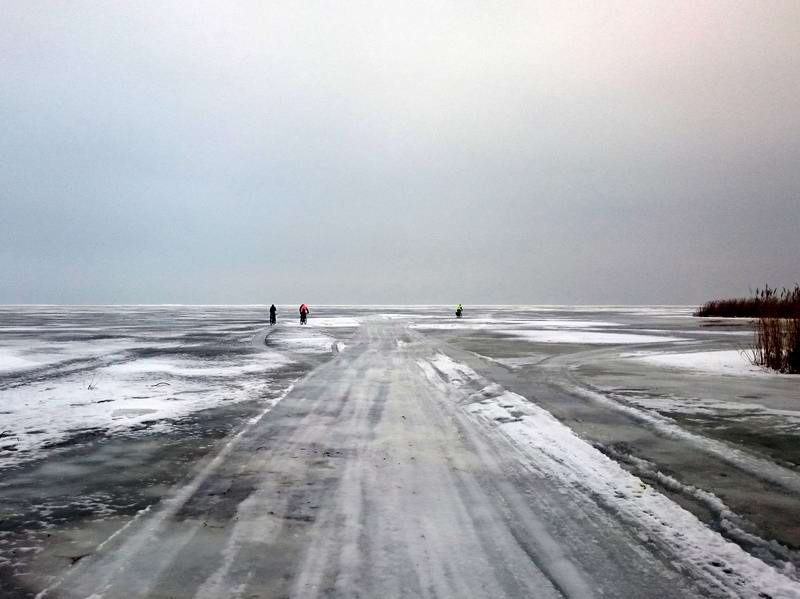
[455,304,463,318]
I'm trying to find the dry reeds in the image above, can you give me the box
[697,285,800,374]
[695,285,800,318]
[788,315,800,373]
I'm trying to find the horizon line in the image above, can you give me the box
[0,303,697,308]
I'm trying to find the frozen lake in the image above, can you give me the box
[1,305,799,598]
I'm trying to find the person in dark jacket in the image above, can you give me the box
[299,303,309,325]
[269,304,277,325]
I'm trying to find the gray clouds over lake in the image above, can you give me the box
[2,1,798,304]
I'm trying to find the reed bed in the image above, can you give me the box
[696,285,800,374]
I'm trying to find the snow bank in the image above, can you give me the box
[268,322,339,354]
[272,334,336,354]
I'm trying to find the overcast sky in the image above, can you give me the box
[2,1,798,304]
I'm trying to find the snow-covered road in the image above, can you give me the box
[34,319,800,599]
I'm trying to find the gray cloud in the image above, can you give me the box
[2,1,799,304]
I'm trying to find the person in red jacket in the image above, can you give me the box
[299,303,309,325]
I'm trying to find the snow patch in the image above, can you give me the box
[0,350,43,372]
[624,349,771,377]
[106,357,289,378]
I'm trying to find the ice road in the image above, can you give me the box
[1,307,800,598]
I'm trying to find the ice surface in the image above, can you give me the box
[0,352,292,467]
[0,306,313,468]
[504,329,686,344]
[411,314,686,344]
[303,317,361,328]
[562,306,696,317]
[413,319,623,329]
[422,353,800,597]
[567,385,800,495]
